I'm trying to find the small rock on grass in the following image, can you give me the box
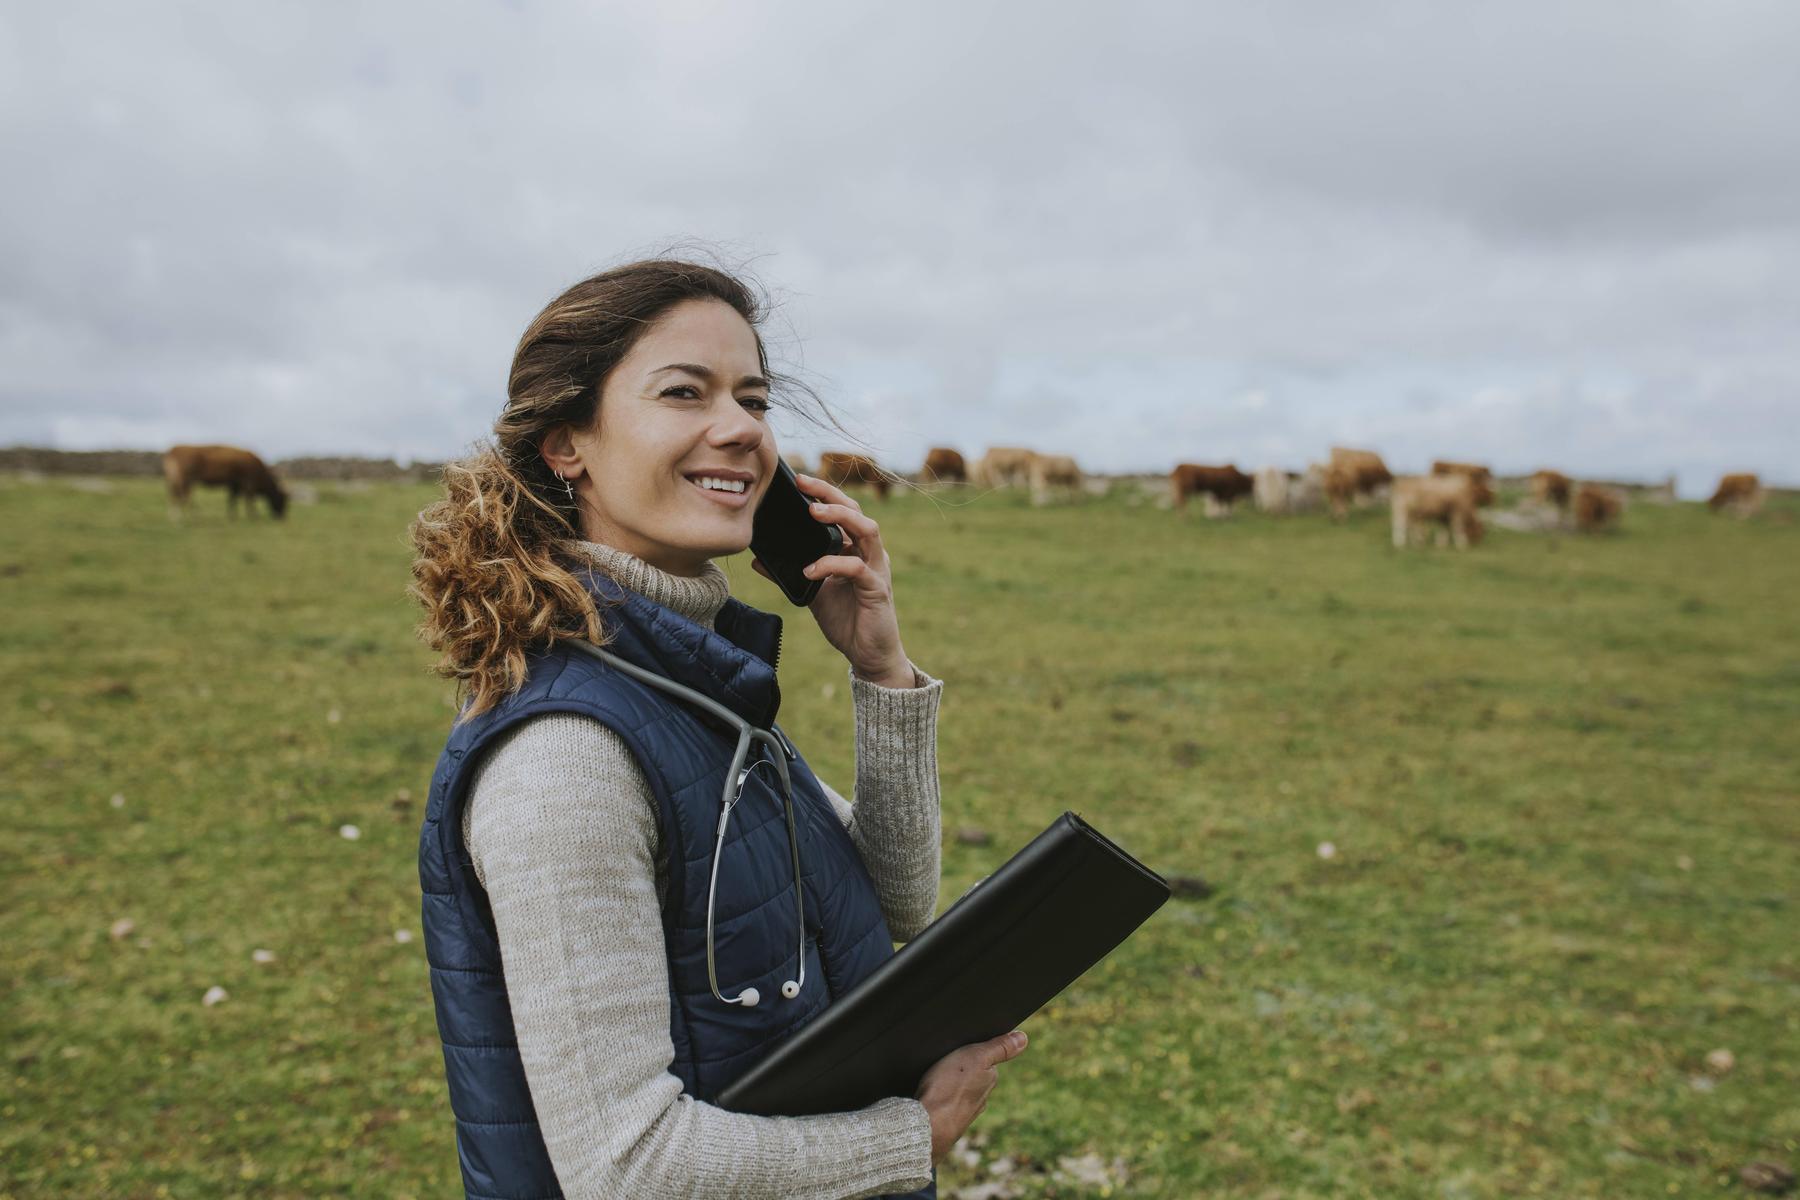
[1055,1153,1129,1190]
[1740,1161,1794,1195]
[1168,875,1214,900]
[394,929,414,944]
[109,793,125,809]
[202,986,229,1007]
[1316,841,1338,860]
[1705,1047,1735,1075]
[955,827,992,847]
[339,824,361,841]
[109,918,136,940]
[252,948,276,964]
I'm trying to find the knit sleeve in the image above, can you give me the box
[463,714,934,1200]
[831,662,944,941]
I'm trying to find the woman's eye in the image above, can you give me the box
[739,396,772,413]
[660,385,701,400]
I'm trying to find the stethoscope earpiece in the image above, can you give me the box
[735,987,761,1008]
[780,980,801,1000]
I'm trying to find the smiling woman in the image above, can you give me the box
[405,259,1027,1200]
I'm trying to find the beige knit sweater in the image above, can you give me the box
[461,541,942,1199]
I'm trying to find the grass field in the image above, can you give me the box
[3,473,1796,1199]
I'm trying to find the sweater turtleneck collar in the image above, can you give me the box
[571,540,733,629]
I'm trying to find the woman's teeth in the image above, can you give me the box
[693,477,747,493]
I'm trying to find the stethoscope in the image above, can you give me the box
[568,639,807,1009]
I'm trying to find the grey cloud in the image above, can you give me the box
[0,0,1795,491]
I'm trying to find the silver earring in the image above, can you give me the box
[555,471,574,501]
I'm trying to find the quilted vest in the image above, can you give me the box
[418,568,935,1200]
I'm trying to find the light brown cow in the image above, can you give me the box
[1708,473,1764,517]
[1170,464,1255,514]
[163,444,289,520]
[1252,466,1292,514]
[1027,454,1082,505]
[1573,485,1623,533]
[1431,460,1496,507]
[1391,474,1484,549]
[1531,469,1573,510]
[1324,447,1393,520]
[972,446,1037,490]
[922,447,967,484]
[818,451,891,500]
[782,452,811,478]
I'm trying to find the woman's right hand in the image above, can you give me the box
[914,1031,1030,1163]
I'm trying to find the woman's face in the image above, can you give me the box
[556,298,779,577]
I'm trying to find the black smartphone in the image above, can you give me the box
[751,459,844,606]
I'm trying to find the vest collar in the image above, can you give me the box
[579,567,784,729]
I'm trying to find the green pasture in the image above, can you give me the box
[3,473,1796,1199]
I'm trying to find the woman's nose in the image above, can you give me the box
[710,400,765,449]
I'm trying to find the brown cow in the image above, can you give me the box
[1170,464,1254,514]
[1431,460,1496,507]
[922,447,967,484]
[1324,447,1393,519]
[1708,473,1764,517]
[1531,469,1573,510]
[1573,485,1623,533]
[782,452,811,478]
[163,444,288,519]
[817,451,891,500]
[972,446,1037,489]
[1027,454,1083,505]
[1391,474,1484,549]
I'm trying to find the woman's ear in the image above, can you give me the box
[539,424,586,483]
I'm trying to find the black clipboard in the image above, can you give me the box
[717,811,1171,1117]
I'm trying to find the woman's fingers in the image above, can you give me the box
[803,554,876,583]
[980,1031,1029,1067]
[796,473,864,515]
[805,500,883,559]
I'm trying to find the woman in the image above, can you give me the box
[409,259,1027,1200]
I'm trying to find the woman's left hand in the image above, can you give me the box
[751,473,914,689]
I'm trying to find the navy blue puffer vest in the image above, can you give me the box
[418,568,935,1200]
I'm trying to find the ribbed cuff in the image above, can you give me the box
[849,1097,935,1196]
[849,663,942,797]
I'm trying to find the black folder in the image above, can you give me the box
[717,811,1171,1117]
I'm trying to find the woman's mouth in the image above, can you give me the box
[685,472,754,509]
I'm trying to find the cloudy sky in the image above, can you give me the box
[3,1,1797,493]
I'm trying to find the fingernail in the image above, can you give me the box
[1010,1032,1027,1049]
[811,501,825,510]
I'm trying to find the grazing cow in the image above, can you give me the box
[1708,473,1764,517]
[1573,485,1623,533]
[1027,454,1083,505]
[922,447,967,484]
[818,451,891,499]
[163,444,288,520]
[1531,469,1573,510]
[1170,464,1255,515]
[782,452,811,478]
[1323,446,1393,520]
[1291,464,1328,514]
[1391,474,1484,549]
[1253,466,1292,514]
[1431,460,1496,507]
[972,446,1037,489]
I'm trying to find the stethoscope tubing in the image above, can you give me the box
[567,638,807,1008]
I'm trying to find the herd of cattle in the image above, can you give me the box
[156,441,1772,552]
[798,446,1772,550]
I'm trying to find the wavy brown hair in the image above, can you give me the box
[410,257,844,721]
